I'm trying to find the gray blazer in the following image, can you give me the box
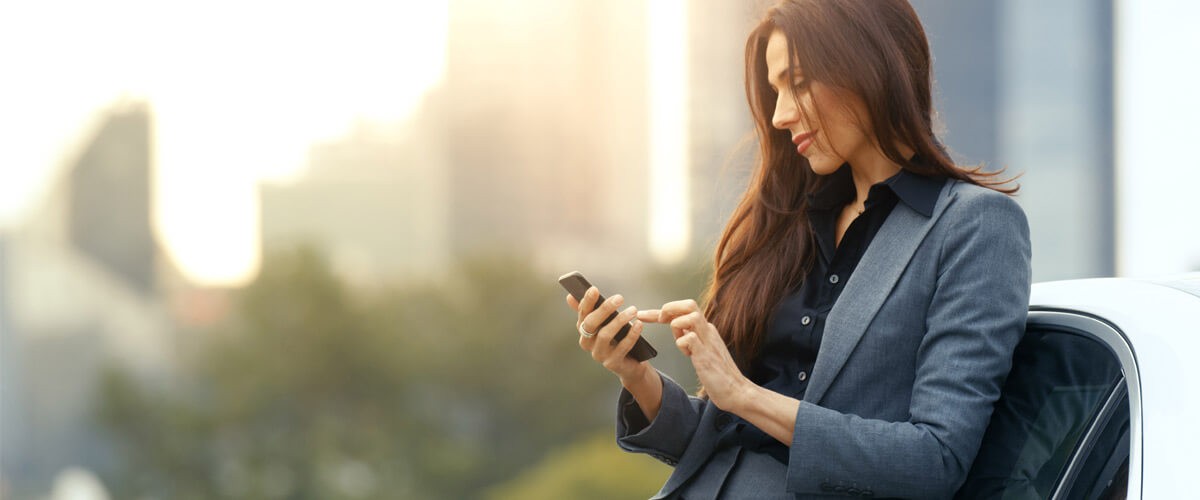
[616,178,1032,499]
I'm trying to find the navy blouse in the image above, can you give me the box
[718,159,946,463]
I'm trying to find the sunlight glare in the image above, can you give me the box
[647,0,690,265]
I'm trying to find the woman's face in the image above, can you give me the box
[764,29,872,176]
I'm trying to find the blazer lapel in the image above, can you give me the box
[805,178,957,405]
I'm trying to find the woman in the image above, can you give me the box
[566,0,1030,498]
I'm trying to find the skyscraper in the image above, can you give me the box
[66,101,158,295]
[912,0,1116,281]
[259,117,450,287]
[0,101,173,492]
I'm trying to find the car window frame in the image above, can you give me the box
[1058,375,1128,499]
[1026,309,1141,500]
[1062,382,1131,500]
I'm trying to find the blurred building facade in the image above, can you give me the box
[440,0,654,287]
[260,117,451,288]
[0,102,175,494]
[912,0,1116,281]
[686,2,759,261]
[260,0,664,292]
[66,107,159,295]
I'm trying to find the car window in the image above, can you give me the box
[956,327,1125,499]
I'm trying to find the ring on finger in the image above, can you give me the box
[578,323,596,338]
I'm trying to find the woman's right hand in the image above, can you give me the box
[566,286,649,383]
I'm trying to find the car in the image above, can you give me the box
[956,273,1200,499]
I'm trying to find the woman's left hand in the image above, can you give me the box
[638,300,752,411]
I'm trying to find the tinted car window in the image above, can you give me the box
[956,327,1124,499]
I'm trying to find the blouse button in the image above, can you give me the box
[829,274,840,284]
[797,371,808,382]
[801,315,812,326]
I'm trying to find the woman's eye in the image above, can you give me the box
[768,80,805,94]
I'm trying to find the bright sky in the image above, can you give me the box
[0,0,448,285]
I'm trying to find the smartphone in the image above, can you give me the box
[558,271,657,361]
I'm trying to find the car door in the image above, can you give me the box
[956,310,1136,500]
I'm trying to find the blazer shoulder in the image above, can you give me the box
[938,180,1031,253]
[943,179,1027,221]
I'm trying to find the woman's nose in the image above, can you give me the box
[772,95,799,130]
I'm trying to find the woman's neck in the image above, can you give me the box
[845,143,916,205]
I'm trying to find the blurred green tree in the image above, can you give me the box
[95,246,644,499]
[484,431,671,500]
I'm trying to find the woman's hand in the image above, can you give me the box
[566,286,650,384]
[638,300,752,411]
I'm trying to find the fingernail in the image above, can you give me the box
[612,294,623,305]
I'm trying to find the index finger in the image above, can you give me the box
[655,299,702,323]
[636,309,663,323]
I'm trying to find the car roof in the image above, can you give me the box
[1153,272,1200,299]
[1030,273,1200,344]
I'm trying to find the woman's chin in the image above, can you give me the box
[806,156,843,176]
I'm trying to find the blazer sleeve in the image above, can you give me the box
[786,191,1033,499]
[614,369,707,467]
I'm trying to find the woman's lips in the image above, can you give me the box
[793,131,818,155]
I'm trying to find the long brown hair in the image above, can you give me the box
[698,0,1017,395]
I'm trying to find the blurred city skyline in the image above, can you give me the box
[0,0,450,285]
[3,0,1199,288]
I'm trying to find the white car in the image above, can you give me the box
[956,273,1200,499]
